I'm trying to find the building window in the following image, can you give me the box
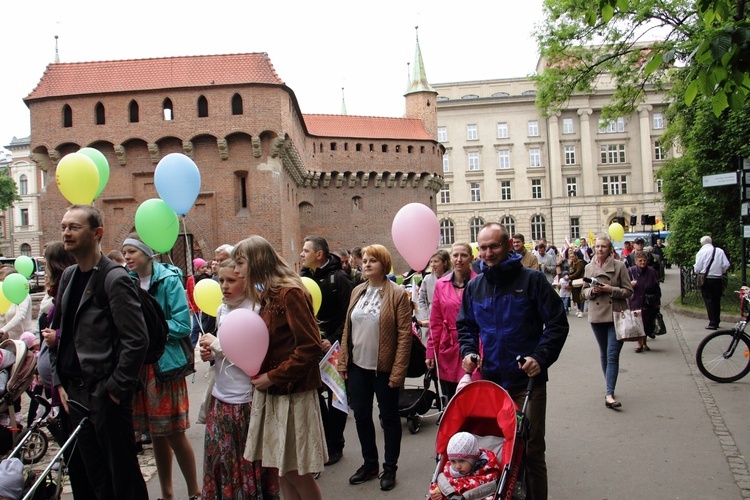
[440,219,455,246]
[564,145,576,165]
[602,175,628,195]
[438,126,448,142]
[501,180,512,200]
[20,208,29,226]
[467,124,478,140]
[598,116,625,133]
[562,118,574,134]
[498,150,511,169]
[20,243,31,257]
[129,100,139,123]
[443,155,450,173]
[470,182,481,202]
[19,175,28,196]
[654,140,665,160]
[570,217,580,239]
[529,148,541,167]
[163,98,174,120]
[353,196,362,210]
[531,179,542,199]
[95,102,105,125]
[653,112,664,130]
[528,120,539,137]
[239,176,248,208]
[232,93,243,115]
[439,185,451,204]
[468,152,480,171]
[63,104,73,127]
[657,178,664,193]
[469,217,484,242]
[198,95,209,118]
[330,142,337,151]
[600,144,626,164]
[501,216,516,236]
[531,215,546,241]
[497,122,509,138]
[566,177,577,196]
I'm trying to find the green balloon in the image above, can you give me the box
[135,199,179,253]
[575,238,581,246]
[2,273,30,305]
[79,147,110,200]
[14,255,34,278]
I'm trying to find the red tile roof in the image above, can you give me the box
[25,53,283,101]
[303,114,432,140]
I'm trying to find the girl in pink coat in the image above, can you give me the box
[426,243,477,401]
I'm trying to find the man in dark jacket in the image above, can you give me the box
[301,236,354,465]
[457,222,568,500]
[50,204,149,499]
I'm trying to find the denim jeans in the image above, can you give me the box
[590,322,623,396]
[347,364,401,469]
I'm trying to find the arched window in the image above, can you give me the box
[95,102,105,125]
[20,243,31,257]
[501,216,516,236]
[469,217,485,242]
[19,174,27,195]
[129,100,140,123]
[62,104,73,127]
[352,196,362,210]
[197,95,208,118]
[163,98,174,120]
[231,94,243,115]
[440,219,455,246]
[531,215,546,241]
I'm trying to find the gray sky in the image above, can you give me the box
[1,0,545,146]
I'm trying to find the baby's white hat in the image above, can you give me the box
[447,432,480,465]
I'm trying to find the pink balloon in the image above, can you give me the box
[391,203,440,271]
[218,309,269,376]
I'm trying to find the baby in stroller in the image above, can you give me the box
[429,432,501,500]
[0,347,16,399]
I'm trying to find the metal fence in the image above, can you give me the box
[679,266,742,313]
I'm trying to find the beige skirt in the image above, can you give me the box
[245,389,328,476]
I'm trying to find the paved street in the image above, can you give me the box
[51,267,749,499]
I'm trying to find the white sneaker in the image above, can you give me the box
[576,311,583,318]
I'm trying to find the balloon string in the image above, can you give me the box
[182,215,194,275]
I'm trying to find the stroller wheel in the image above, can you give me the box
[407,416,421,434]
[20,430,48,464]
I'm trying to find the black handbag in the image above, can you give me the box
[653,311,667,336]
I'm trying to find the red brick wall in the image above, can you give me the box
[28,83,442,272]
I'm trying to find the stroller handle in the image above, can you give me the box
[67,399,90,417]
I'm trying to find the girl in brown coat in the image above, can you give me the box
[338,244,413,491]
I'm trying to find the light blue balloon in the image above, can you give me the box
[154,153,201,216]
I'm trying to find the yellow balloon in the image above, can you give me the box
[56,152,100,205]
[193,279,223,317]
[0,283,11,314]
[608,222,625,242]
[301,277,322,315]
[470,242,479,259]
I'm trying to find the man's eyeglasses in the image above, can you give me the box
[61,224,90,233]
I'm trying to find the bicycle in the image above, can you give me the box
[695,286,750,383]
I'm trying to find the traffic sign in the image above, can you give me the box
[702,172,737,187]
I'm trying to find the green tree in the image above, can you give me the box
[0,170,20,211]
[534,0,749,118]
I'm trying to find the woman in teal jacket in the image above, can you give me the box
[122,234,200,500]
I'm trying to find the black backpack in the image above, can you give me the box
[94,260,169,365]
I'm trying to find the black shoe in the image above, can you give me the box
[135,442,144,455]
[705,325,718,330]
[349,464,378,485]
[325,450,343,466]
[379,467,397,491]
[141,433,152,445]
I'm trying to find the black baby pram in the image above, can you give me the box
[397,328,442,434]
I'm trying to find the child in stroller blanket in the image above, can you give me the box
[429,432,502,500]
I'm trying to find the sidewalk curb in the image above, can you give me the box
[665,305,750,498]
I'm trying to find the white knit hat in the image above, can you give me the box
[447,432,480,465]
[0,458,24,499]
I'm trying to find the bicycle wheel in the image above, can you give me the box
[696,330,750,383]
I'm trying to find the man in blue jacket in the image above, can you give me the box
[457,222,568,500]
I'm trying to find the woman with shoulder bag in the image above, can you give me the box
[628,251,661,353]
[582,234,633,409]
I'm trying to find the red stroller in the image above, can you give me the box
[431,379,532,500]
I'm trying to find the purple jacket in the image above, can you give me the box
[427,270,477,383]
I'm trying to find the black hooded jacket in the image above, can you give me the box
[301,253,354,344]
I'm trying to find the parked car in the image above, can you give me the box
[0,257,46,293]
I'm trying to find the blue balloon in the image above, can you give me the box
[154,153,201,216]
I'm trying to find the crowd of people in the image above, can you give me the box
[0,206,691,500]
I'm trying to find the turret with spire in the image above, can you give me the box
[404,26,438,139]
